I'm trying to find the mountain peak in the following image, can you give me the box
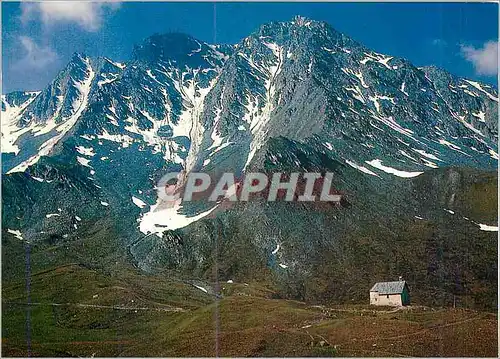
[69,52,90,65]
[291,15,317,27]
[244,15,344,51]
[132,32,204,64]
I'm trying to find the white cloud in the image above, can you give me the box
[21,1,120,32]
[13,36,58,71]
[461,40,499,76]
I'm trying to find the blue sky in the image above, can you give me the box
[2,2,498,93]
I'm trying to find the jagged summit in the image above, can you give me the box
[2,15,497,176]
[133,32,202,62]
[69,51,89,62]
[131,32,231,68]
[258,15,331,32]
[292,15,312,25]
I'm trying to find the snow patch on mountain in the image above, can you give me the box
[77,156,92,167]
[76,146,96,157]
[7,229,23,240]
[345,159,379,177]
[132,196,147,209]
[471,111,486,122]
[413,149,442,162]
[31,176,45,182]
[193,284,209,293]
[244,42,284,170]
[172,69,219,172]
[366,159,423,178]
[96,130,134,148]
[369,94,395,113]
[1,92,40,154]
[6,57,95,174]
[464,80,498,102]
[478,223,498,232]
[139,199,219,237]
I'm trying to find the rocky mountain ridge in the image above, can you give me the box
[2,16,497,309]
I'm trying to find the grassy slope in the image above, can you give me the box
[2,167,497,357]
[168,166,498,311]
[2,262,497,357]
